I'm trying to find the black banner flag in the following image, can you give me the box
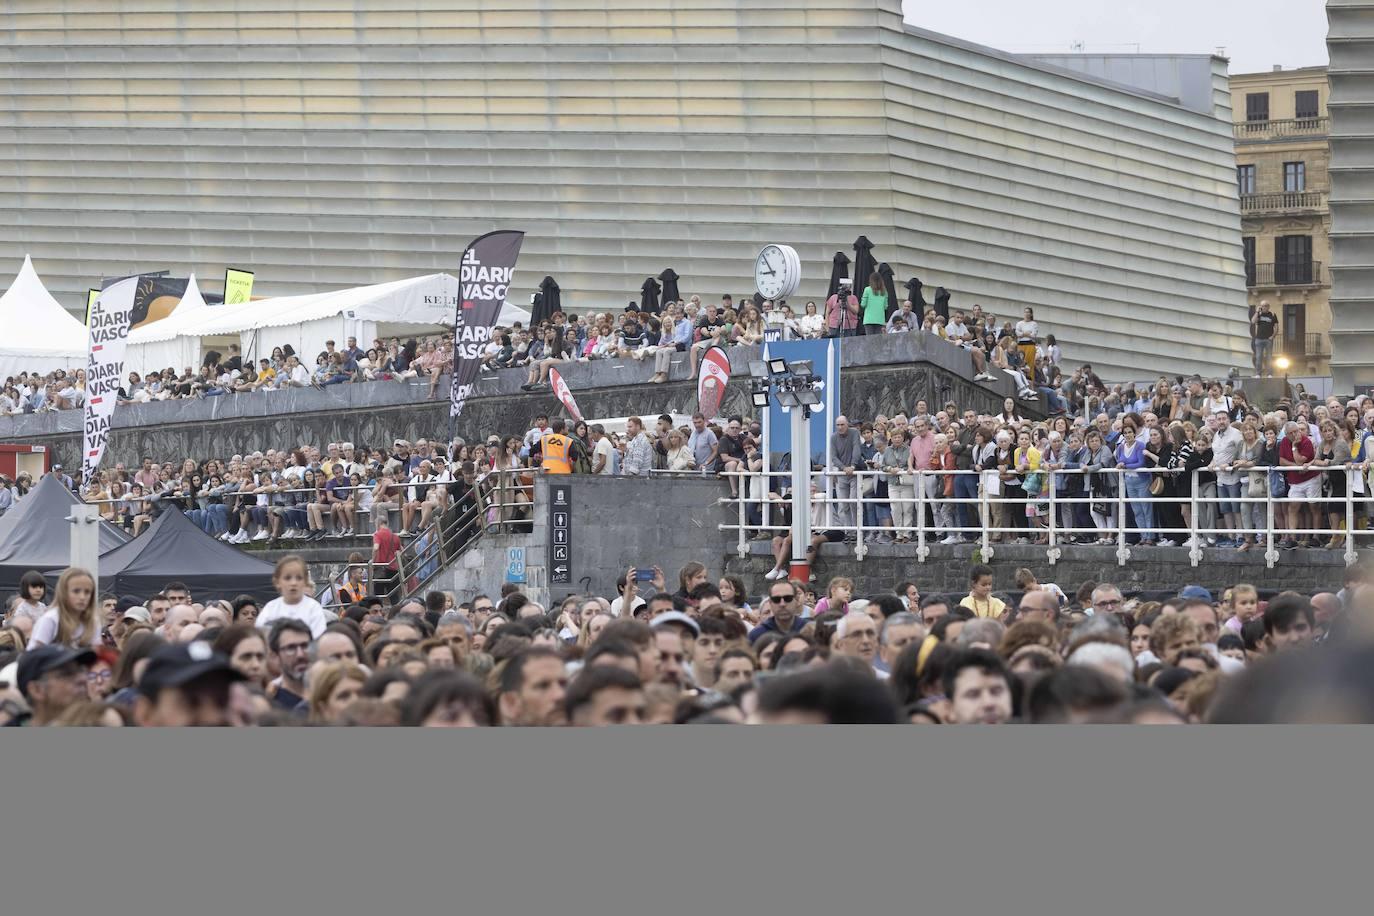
[450,230,525,418]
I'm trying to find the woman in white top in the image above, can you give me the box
[28,567,101,649]
[800,301,825,338]
[665,430,694,472]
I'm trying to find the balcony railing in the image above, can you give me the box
[1246,261,1324,288]
[1239,191,1326,214]
[1275,332,1330,359]
[1235,116,1329,141]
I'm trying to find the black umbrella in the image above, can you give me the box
[905,277,927,314]
[659,268,681,306]
[933,287,951,322]
[878,263,899,318]
[532,276,560,325]
[640,277,661,313]
[827,251,852,298]
[852,236,877,294]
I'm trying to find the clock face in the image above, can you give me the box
[755,244,800,300]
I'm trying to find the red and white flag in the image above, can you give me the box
[697,348,730,420]
[549,367,583,423]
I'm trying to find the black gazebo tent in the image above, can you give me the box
[0,475,128,593]
[84,507,277,603]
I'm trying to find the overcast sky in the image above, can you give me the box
[903,1,1329,75]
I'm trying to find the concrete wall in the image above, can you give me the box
[0,0,1246,379]
[725,541,1353,600]
[1327,1,1374,394]
[0,331,1040,469]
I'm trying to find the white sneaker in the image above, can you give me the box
[765,567,784,580]
[218,532,231,541]
[941,535,960,545]
[252,530,270,541]
[1157,538,1176,547]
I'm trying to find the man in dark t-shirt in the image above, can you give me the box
[1251,300,1278,377]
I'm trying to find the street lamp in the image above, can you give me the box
[751,361,825,582]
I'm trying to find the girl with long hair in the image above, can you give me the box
[28,567,100,649]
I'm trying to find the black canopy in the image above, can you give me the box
[531,276,561,326]
[905,277,928,314]
[933,287,951,322]
[639,277,661,313]
[852,236,877,293]
[84,507,277,603]
[878,263,899,317]
[0,475,128,592]
[827,251,852,298]
[659,268,681,306]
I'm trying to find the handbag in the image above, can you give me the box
[1149,476,1165,496]
[1023,472,1044,497]
[1268,468,1289,499]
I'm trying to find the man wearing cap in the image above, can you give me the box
[134,642,247,727]
[113,605,152,643]
[18,646,95,726]
[825,279,860,338]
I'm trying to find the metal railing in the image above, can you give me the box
[315,468,537,609]
[1272,332,1330,360]
[721,465,1370,571]
[1247,261,1324,288]
[1239,191,1325,214]
[1234,116,1329,140]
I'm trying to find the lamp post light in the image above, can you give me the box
[749,359,823,582]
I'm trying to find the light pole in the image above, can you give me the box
[750,358,822,582]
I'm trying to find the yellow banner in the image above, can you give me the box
[223,268,255,306]
[85,288,100,326]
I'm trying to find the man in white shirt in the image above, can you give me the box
[1209,410,1246,547]
[590,424,615,475]
[886,299,917,332]
[523,414,550,454]
[947,312,972,343]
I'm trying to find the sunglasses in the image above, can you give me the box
[769,594,796,604]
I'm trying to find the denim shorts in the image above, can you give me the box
[1216,481,1242,515]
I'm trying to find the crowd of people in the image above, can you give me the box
[2,551,1370,726]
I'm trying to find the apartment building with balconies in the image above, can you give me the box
[1233,66,1332,375]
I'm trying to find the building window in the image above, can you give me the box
[1282,304,1305,357]
[1246,92,1270,122]
[1237,164,1256,195]
[1284,162,1306,192]
[1243,237,1256,286]
[1295,90,1320,121]
[1275,235,1313,285]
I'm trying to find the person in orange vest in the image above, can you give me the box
[541,419,575,475]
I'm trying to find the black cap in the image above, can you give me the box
[115,595,142,614]
[138,642,244,699]
[17,645,97,698]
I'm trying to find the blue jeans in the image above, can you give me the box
[954,472,979,532]
[1124,474,1154,538]
[1252,337,1273,374]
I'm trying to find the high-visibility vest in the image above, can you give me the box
[541,434,573,474]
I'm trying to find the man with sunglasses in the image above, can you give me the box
[748,580,806,643]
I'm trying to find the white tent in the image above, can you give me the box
[124,274,209,374]
[167,273,531,364]
[0,255,87,379]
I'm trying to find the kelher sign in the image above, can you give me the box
[83,277,139,485]
[449,230,525,419]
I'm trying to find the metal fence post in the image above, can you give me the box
[1264,474,1278,569]
[980,473,993,561]
[854,472,865,559]
[1188,468,1202,567]
[1116,468,1129,566]
[1346,467,1359,567]
[737,471,748,559]
[915,469,927,563]
[1046,471,1059,565]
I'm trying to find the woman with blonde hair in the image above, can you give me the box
[664,429,694,471]
[28,567,100,649]
[309,662,369,723]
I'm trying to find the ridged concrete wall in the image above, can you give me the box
[1327,0,1374,392]
[0,0,1248,378]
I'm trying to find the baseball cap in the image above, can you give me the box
[648,611,700,638]
[121,607,152,624]
[137,642,243,699]
[16,645,97,698]
[1179,586,1214,603]
[115,595,141,614]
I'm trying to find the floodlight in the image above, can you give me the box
[776,390,800,408]
[748,360,769,380]
[795,389,821,406]
[751,390,771,408]
[787,360,814,380]
[767,357,790,377]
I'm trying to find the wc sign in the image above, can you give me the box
[505,547,527,584]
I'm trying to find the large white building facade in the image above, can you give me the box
[0,0,1249,378]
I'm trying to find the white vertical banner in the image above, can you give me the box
[82,277,139,486]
